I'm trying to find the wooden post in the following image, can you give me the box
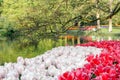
[77,36,80,44]
[97,37,100,42]
[65,36,67,45]
[101,38,104,41]
[108,36,112,40]
[72,37,75,45]
[117,39,119,41]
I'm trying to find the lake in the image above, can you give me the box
[0,31,120,65]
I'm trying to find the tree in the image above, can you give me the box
[96,0,101,29]
[109,0,113,32]
[0,0,120,48]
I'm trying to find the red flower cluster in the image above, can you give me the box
[58,41,120,80]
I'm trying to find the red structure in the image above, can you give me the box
[80,26,96,31]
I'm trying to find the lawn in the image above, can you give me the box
[66,27,120,37]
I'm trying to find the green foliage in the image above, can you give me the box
[0,0,119,47]
[1,0,120,30]
[0,39,64,65]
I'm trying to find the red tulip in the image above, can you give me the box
[58,41,120,80]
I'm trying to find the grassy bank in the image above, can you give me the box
[0,39,64,65]
[67,27,120,37]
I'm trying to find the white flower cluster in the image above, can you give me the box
[0,46,102,80]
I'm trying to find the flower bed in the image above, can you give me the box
[58,41,120,80]
[0,46,102,80]
[0,41,119,80]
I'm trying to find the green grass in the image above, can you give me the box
[67,27,120,37]
[0,39,64,65]
[100,27,120,34]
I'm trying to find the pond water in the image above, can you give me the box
[0,32,120,65]
[0,38,64,65]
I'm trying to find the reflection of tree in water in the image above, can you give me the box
[74,20,78,26]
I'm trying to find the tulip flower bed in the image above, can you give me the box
[0,46,102,80]
[58,41,120,80]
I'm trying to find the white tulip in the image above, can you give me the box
[24,58,31,65]
[3,77,19,80]
[17,57,24,64]
[6,70,19,78]
[47,65,57,77]
[14,63,24,74]
[45,59,52,68]
[0,67,6,79]
[21,72,37,80]
[39,63,45,69]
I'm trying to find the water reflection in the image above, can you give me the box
[0,38,64,65]
[0,34,120,64]
[60,35,120,45]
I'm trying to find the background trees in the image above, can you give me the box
[0,0,119,44]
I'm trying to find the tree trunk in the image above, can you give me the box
[109,0,113,32]
[96,0,100,29]
[109,17,112,32]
